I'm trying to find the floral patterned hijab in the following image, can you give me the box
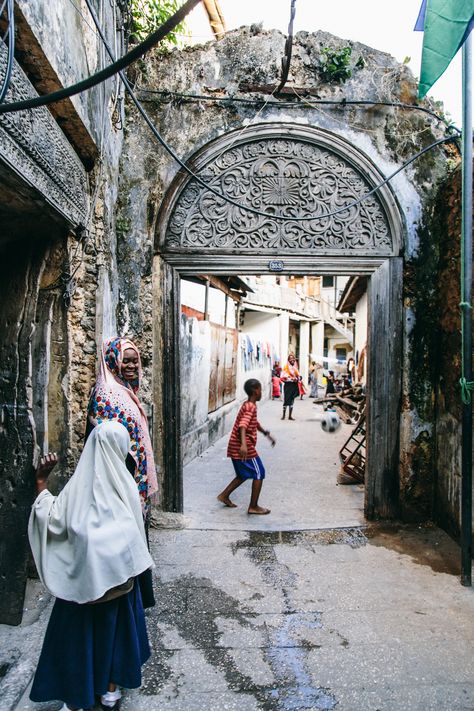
[87,337,158,506]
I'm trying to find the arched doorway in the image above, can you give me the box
[155,122,404,520]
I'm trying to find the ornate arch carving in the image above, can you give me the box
[157,123,403,257]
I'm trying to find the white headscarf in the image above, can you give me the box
[28,421,154,604]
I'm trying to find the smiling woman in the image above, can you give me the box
[87,337,158,511]
[86,337,158,608]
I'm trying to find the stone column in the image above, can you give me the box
[299,320,310,386]
[279,311,290,365]
[311,321,325,380]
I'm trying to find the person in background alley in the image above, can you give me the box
[271,360,282,399]
[309,361,321,398]
[217,378,275,514]
[347,356,356,385]
[325,369,336,395]
[28,421,153,711]
[280,353,301,420]
[298,378,307,400]
[86,336,158,609]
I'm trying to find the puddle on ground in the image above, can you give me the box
[232,528,368,552]
[366,522,460,576]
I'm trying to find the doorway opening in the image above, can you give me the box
[178,272,368,530]
[155,122,404,520]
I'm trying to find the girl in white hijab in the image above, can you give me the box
[28,421,154,711]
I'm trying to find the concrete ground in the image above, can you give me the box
[4,397,474,711]
[183,397,365,531]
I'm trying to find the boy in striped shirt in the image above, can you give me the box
[217,379,276,514]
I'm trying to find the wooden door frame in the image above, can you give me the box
[156,254,403,519]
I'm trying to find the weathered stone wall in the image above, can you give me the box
[432,166,470,539]
[0,1,124,623]
[116,27,453,515]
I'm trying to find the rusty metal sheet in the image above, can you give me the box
[209,324,237,412]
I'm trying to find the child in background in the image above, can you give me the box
[217,379,275,515]
[271,362,282,399]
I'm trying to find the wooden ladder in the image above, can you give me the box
[338,412,366,483]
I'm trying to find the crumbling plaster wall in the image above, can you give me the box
[432,166,470,539]
[116,27,453,517]
[0,0,125,624]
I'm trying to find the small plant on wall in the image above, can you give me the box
[128,0,185,45]
[319,46,353,84]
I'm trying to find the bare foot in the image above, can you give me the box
[217,494,237,508]
[248,506,271,515]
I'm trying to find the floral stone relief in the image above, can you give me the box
[165,136,392,253]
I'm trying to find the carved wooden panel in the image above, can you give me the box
[164,126,397,255]
[0,43,88,227]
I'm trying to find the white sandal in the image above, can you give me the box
[100,688,122,709]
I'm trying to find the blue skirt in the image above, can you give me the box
[30,581,150,710]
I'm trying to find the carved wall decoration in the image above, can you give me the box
[0,44,88,227]
[161,124,401,256]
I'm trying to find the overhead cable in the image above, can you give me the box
[137,87,460,134]
[19,0,454,226]
[0,0,201,114]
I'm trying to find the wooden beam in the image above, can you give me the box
[198,274,241,302]
[201,0,226,39]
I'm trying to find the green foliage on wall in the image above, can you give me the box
[319,46,353,84]
[129,0,185,45]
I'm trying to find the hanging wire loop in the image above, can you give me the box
[277,0,296,94]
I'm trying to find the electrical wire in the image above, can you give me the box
[0,0,15,104]
[137,87,460,134]
[0,0,201,114]
[84,0,462,226]
[14,0,455,228]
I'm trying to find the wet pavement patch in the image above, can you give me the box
[145,573,338,710]
[0,661,11,679]
[145,574,259,697]
[265,612,337,710]
[231,528,368,554]
[365,522,461,575]
[140,648,174,696]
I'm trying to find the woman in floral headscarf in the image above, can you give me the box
[86,337,158,607]
[87,338,158,504]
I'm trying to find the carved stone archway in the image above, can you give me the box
[155,123,404,520]
[157,123,402,262]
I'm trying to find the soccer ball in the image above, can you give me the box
[321,411,341,433]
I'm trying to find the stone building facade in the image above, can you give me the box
[0,8,468,625]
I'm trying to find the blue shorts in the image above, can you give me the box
[232,456,266,480]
